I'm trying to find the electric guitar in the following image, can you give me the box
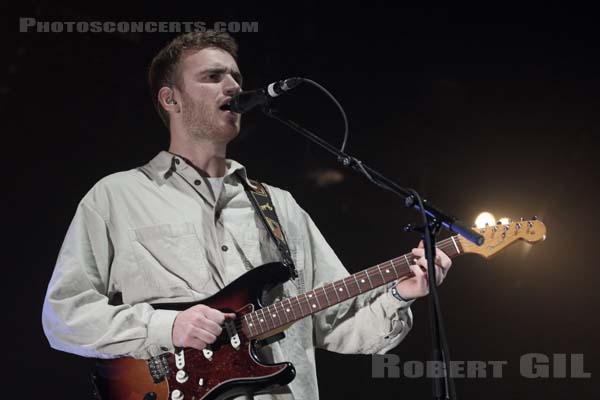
[93,218,546,400]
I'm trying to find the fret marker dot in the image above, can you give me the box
[308,294,313,298]
[272,314,276,318]
[360,279,365,283]
[249,323,253,327]
[259,319,264,322]
[385,269,390,273]
[312,304,316,308]
[286,308,290,312]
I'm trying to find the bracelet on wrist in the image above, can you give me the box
[391,282,409,302]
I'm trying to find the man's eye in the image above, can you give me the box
[208,73,222,81]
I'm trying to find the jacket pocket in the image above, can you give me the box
[128,222,214,301]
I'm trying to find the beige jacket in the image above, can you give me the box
[42,151,414,400]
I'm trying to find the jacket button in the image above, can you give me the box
[194,179,201,185]
[221,245,229,252]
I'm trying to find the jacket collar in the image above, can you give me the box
[141,151,257,189]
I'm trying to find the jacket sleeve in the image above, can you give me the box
[41,198,179,359]
[288,198,414,355]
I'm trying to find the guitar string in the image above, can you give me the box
[232,237,461,335]
[238,223,537,336]
[235,238,460,334]
[237,241,457,322]
[211,224,531,339]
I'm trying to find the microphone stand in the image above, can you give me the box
[261,104,483,400]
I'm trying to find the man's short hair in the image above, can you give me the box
[148,31,238,127]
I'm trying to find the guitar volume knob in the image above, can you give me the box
[176,370,189,383]
[171,389,184,400]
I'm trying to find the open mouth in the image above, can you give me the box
[220,100,232,111]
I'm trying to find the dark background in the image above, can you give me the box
[3,2,599,399]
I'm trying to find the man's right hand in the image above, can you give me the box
[172,304,236,350]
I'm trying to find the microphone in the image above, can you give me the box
[222,77,303,114]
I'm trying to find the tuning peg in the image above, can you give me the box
[520,217,524,222]
[532,215,538,220]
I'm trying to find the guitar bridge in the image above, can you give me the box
[147,354,170,384]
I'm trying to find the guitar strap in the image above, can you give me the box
[236,172,298,280]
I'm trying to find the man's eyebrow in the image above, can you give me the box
[198,67,243,84]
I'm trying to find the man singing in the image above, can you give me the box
[42,31,452,399]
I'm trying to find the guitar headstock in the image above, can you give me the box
[459,218,546,258]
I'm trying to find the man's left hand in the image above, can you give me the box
[393,240,452,301]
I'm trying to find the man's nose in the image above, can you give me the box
[223,75,241,96]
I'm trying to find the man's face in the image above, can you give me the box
[176,47,242,143]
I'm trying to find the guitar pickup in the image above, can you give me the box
[256,332,285,348]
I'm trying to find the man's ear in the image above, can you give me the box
[158,86,180,113]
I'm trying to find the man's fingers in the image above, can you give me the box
[411,248,424,258]
[176,324,216,350]
[410,258,446,284]
[411,247,439,259]
[202,307,225,324]
[436,266,445,285]
[408,263,425,277]
[409,263,429,293]
[411,247,451,269]
[440,252,452,269]
[190,326,217,344]
[186,337,208,351]
[201,307,236,324]
[415,257,428,269]
[196,317,223,337]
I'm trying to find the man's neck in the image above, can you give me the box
[168,139,228,178]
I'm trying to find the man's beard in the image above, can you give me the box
[181,90,238,143]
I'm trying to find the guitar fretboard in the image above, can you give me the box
[241,235,464,338]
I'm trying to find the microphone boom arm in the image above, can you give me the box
[261,106,484,246]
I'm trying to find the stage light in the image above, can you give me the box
[475,212,496,228]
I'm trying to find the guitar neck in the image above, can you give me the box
[241,235,464,339]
